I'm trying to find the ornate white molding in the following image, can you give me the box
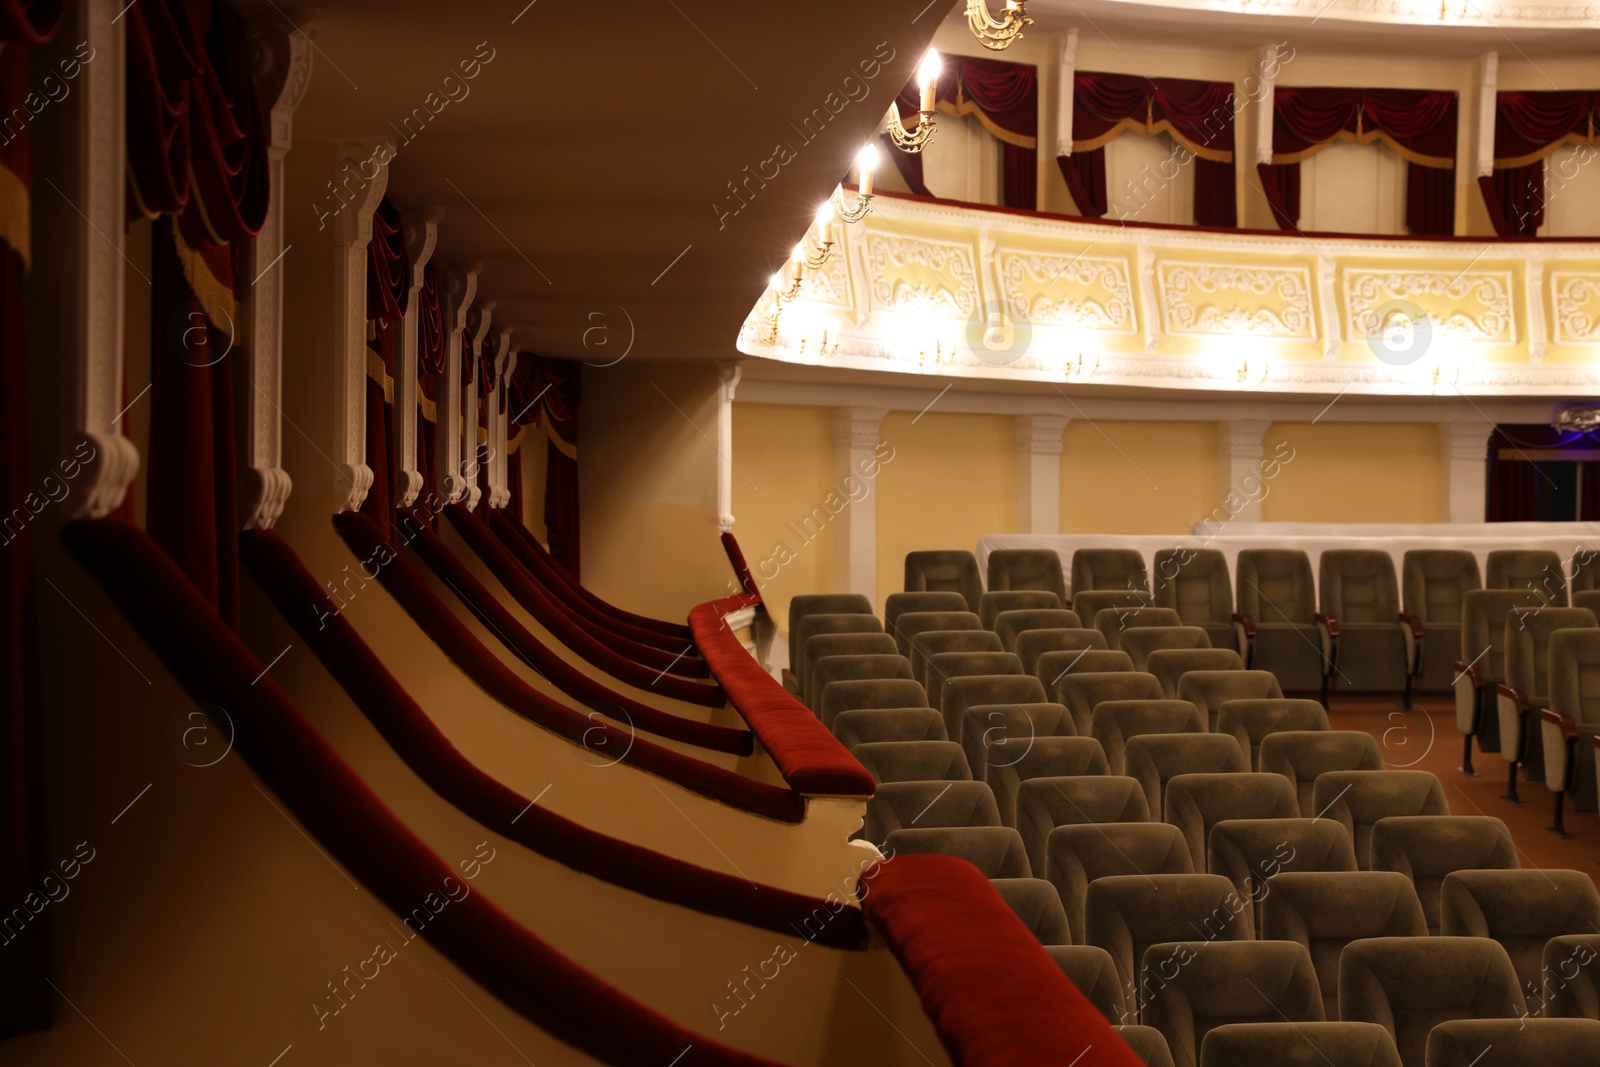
[436,264,479,505]
[1345,268,1515,343]
[487,327,514,509]
[999,249,1135,331]
[330,139,392,513]
[864,232,979,317]
[833,407,889,451]
[1551,270,1600,344]
[1474,53,1499,180]
[717,360,743,532]
[1092,0,1600,28]
[68,0,139,519]
[1254,43,1280,169]
[394,209,443,510]
[1017,414,1069,456]
[462,300,495,511]
[1158,261,1314,339]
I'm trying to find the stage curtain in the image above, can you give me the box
[1485,424,1598,522]
[1264,87,1456,234]
[1480,91,1600,236]
[892,54,1038,209]
[507,355,581,577]
[1067,71,1237,226]
[507,444,523,526]
[0,2,61,1038]
[359,199,408,533]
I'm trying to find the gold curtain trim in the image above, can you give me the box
[932,97,1037,149]
[417,381,437,423]
[1272,128,1453,169]
[1071,115,1233,163]
[1494,130,1600,171]
[538,410,578,461]
[171,224,239,330]
[505,425,525,455]
[0,161,30,269]
[366,346,393,404]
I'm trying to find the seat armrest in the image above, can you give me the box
[1398,612,1424,638]
[1314,613,1340,637]
[1496,683,1527,714]
[1230,612,1256,636]
[1231,612,1256,669]
[1452,659,1484,690]
[1315,613,1339,673]
[1541,707,1579,742]
[1399,613,1424,677]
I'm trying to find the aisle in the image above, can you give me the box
[1329,693,1600,891]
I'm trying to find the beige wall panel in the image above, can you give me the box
[1263,421,1445,523]
[1060,420,1221,534]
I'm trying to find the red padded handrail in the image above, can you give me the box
[690,594,875,799]
[59,518,784,1066]
[721,530,763,603]
[862,855,1146,1067]
[239,528,863,947]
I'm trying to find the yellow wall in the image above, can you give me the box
[1263,421,1444,523]
[874,411,1016,610]
[730,404,838,631]
[1060,420,1221,534]
[515,424,549,543]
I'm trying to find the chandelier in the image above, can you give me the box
[1552,404,1600,432]
[833,143,878,223]
[885,50,941,153]
[966,0,1031,50]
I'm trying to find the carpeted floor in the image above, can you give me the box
[1327,691,1600,891]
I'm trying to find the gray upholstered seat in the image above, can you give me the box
[979,589,1063,630]
[788,611,881,694]
[1542,933,1600,1019]
[1143,940,1324,1067]
[863,780,999,842]
[1320,549,1415,703]
[1037,650,1134,701]
[1085,873,1253,1013]
[1574,549,1600,594]
[832,707,947,747]
[995,609,1084,653]
[1122,1027,1178,1067]
[786,593,873,671]
[1073,589,1156,626]
[1124,734,1250,820]
[1147,648,1245,700]
[992,877,1071,944]
[1046,822,1192,946]
[803,631,899,706]
[1120,626,1213,672]
[882,825,1031,877]
[811,654,913,721]
[1339,936,1526,1067]
[884,590,971,636]
[1311,770,1450,869]
[987,736,1110,827]
[908,629,1003,689]
[1261,871,1429,1021]
[926,651,1026,729]
[1496,605,1596,803]
[938,670,1041,743]
[1577,589,1600,617]
[1093,606,1185,651]
[903,550,983,611]
[1235,549,1331,697]
[1073,548,1151,596]
[818,678,927,728]
[1440,868,1600,1012]
[889,609,982,659]
[959,701,1076,783]
[1054,670,1165,736]
[1152,548,1239,655]
[852,740,972,784]
[1215,698,1330,770]
[1539,627,1600,835]
[988,548,1068,601]
[1368,815,1518,934]
[1455,589,1543,769]
[1402,549,1481,693]
[1092,699,1205,776]
[1177,670,1284,732]
[1015,775,1151,876]
[1200,1022,1401,1067]
[1207,818,1358,929]
[1045,944,1135,1026]
[1486,548,1567,604]
[1426,1019,1600,1067]
[1163,772,1300,871]
[1016,627,1109,675]
[1259,730,1385,819]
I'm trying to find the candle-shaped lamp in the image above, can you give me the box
[918,49,940,113]
[814,201,835,247]
[856,142,879,197]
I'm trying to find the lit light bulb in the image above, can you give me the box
[815,201,835,245]
[770,272,782,290]
[918,50,941,112]
[792,242,805,262]
[856,143,879,197]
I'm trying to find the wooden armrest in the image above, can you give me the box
[1398,612,1424,638]
[1452,660,1484,689]
[1231,612,1257,636]
[1540,708,1580,741]
[1315,613,1340,637]
[1496,683,1531,715]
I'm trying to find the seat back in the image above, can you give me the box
[1072,589,1154,624]
[1216,698,1330,770]
[882,825,1031,878]
[1147,648,1246,699]
[1542,934,1600,1020]
[1320,549,1401,624]
[1206,818,1358,927]
[1124,733,1250,819]
[1047,823,1192,947]
[938,671,1043,741]
[1461,589,1543,685]
[832,707,947,748]
[812,656,916,725]
[818,678,927,726]
[1093,606,1184,650]
[1072,548,1151,595]
[986,735,1111,826]
[994,609,1084,653]
[787,593,873,667]
[1177,670,1285,731]
[1152,548,1233,626]
[884,590,970,635]
[1015,627,1108,674]
[1091,699,1205,775]
[1237,549,1316,626]
[925,650,1025,722]
[1259,730,1385,818]
[902,551,982,611]
[1547,627,1600,730]
[991,878,1072,946]
[803,632,900,705]
[987,548,1067,600]
[1426,1019,1600,1067]
[1576,589,1600,619]
[1369,815,1518,935]
[908,629,1003,689]
[1054,670,1165,736]
[1503,606,1597,705]
[1487,548,1567,604]
[793,614,883,694]
[1401,550,1480,625]
[1199,1022,1401,1067]
[863,780,999,841]
[979,589,1063,630]
[959,702,1076,783]
[1046,945,1133,1026]
[1085,873,1253,1013]
[1312,770,1450,868]
[1120,626,1213,671]
[1036,650,1135,699]
[1143,940,1324,1067]
[1163,772,1300,870]
[1440,868,1600,1008]
[889,609,982,658]
[1015,775,1151,875]
[852,740,972,784]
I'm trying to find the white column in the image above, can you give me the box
[462,301,494,511]
[488,327,514,509]
[1219,419,1272,523]
[241,18,312,530]
[1441,422,1490,523]
[330,139,392,513]
[436,265,479,504]
[1253,43,1281,172]
[1016,415,1069,534]
[393,209,442,510]
[1473,53,1499,186]
[1054,29,1078,159]
[716,360,742,532]
[832,408,888,598]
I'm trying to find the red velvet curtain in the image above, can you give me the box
[507,355,581,577]
[0,2,61,1036]
[1480,91,1600,237]
[892,54,1038,209]
[1261,87,1457,235]
[1485,424,1600,522]
[359,199,409,534]
[1066,72,1238,227]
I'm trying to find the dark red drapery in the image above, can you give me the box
[1485,424,1600,522]
[1260,87,1457,235]
[507,355,581,577]
[1065,71,1237,227]
[418,261,445,375]
[1480,91,1600,237]
[892,54,1038,209]
[359,199,409,534]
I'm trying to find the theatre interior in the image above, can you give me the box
[9,0,1600,1064]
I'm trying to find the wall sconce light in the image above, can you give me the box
[798,328,840,357]
[833,143,877,223]
[802,203,836,270]
[885,50,941,153]
[1236,357,1270,384]
[966,0,1031,50]
[1065,352,1099,379]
